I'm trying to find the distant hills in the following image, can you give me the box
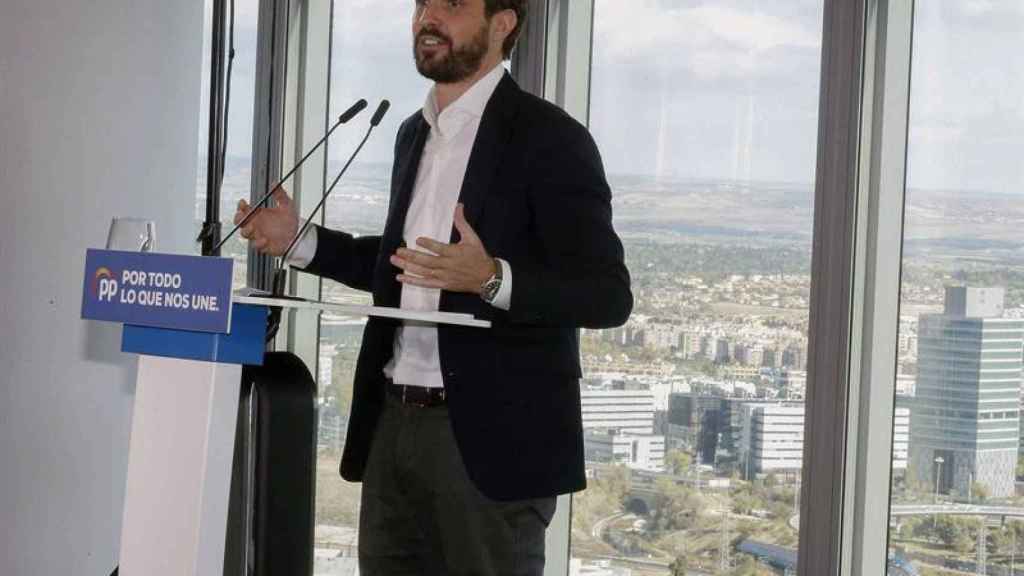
[200,158,1024,262]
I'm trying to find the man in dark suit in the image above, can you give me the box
[235,0,631,573]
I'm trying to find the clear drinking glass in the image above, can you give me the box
[106,217,155,252]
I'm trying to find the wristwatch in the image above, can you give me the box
[480,259,503,304]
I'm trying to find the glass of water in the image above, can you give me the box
[106,217,155,252]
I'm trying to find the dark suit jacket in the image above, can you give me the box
[302,73,632,501]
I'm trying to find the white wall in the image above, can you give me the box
[0,1,205,573]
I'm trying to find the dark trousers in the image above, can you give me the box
[358,393,557,575]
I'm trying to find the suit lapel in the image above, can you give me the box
[378,114,429,307]
[451,73,521,242]
[386,114,430,245]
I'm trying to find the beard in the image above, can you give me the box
[414,21,490,83]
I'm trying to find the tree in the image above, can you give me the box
[897,516,924,540]
[729,556,760,576]
[971,482,991,503]
[733,494,761,516]
[910,516,936,542]
[668,556,687,576]
[602,465,632,504]
[934,516,979,556]
[650,478,704,532]
[666,449,693,476]
[990,524,1016,557]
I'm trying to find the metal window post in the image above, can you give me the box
[798,0,915,574]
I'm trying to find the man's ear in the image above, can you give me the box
[491,9,518,49]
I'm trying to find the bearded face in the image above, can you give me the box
[413,16,491,83]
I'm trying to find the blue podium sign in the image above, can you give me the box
[81,249,234,333]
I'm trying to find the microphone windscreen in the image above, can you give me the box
[338,99,368,123]
[370,100,391,127]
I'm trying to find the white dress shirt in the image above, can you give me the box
[289,63,511,388]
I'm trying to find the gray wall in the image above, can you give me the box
[0,1,205,573]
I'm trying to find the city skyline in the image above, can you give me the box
[189,1,1024,574]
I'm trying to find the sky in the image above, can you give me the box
[203,0,1024,195]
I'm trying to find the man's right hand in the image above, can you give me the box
[233,187,299,257]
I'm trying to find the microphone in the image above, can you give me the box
[370,100,391,127]
[338,98,370,124]
[208,98,368,255]
[272,100,391,295]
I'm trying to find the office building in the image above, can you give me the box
[678,331,701,359]
[782,343,807,370]
[777,370,807,400]
[667,393,724,464]
[910,287,1024,498]
[584,430,665,471]
[715,338,732,363]
[580,388,657,435]
[738,403,806,480]
[893,406,911,472]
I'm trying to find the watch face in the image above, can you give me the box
[483,278,501,301]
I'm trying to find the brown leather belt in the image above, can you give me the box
[386,380,447,408]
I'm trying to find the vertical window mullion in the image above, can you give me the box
[797,0,870,573]
[843,0,914,573]
[248,0,290,291]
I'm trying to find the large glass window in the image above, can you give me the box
[886,3,1024,574]
[576,1,823,573]
[194,0,261,288]
[313,2,429,572]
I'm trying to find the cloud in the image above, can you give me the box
[963,0,995,15]
[905,2,1024,193]
[590,0,824,183]
[595,1,820,81]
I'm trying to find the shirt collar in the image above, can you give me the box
[422,63,506,140]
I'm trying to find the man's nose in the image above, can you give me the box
[416,1,442,25]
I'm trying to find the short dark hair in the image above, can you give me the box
[484,0,528,60]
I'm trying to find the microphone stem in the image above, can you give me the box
[278,123,378,270]
[211,114,345,255]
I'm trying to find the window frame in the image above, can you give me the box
[798,0,915,574]
[249,0,293,291]
[274,0,926,573]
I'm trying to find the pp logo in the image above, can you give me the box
[93,267,119,302]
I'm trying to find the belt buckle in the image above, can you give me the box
[395,384,444,408]
[402,385,428,408]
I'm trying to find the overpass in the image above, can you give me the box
[790,504,1024,531]
[890,504,1024,521]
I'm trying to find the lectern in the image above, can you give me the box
[118,303,265,575]
[82,249,488,575]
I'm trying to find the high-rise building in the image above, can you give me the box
[910,287,1024,498]
[781,343,806,370]
[738,402,805,480]
[667,393,724,464]
[893,406,911,472]
[678,331,701,359]
[584,430,665,471]
[580,388,657,435]
[715,338,732,364]
[645,321,679,351]
[776,370,807,400]
[896,372,916,398]
[700,334,716,360]
[581,386,663,471]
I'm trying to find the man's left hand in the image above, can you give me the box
[391,204,497,295]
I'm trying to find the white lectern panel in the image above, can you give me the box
[118,356,240,575]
